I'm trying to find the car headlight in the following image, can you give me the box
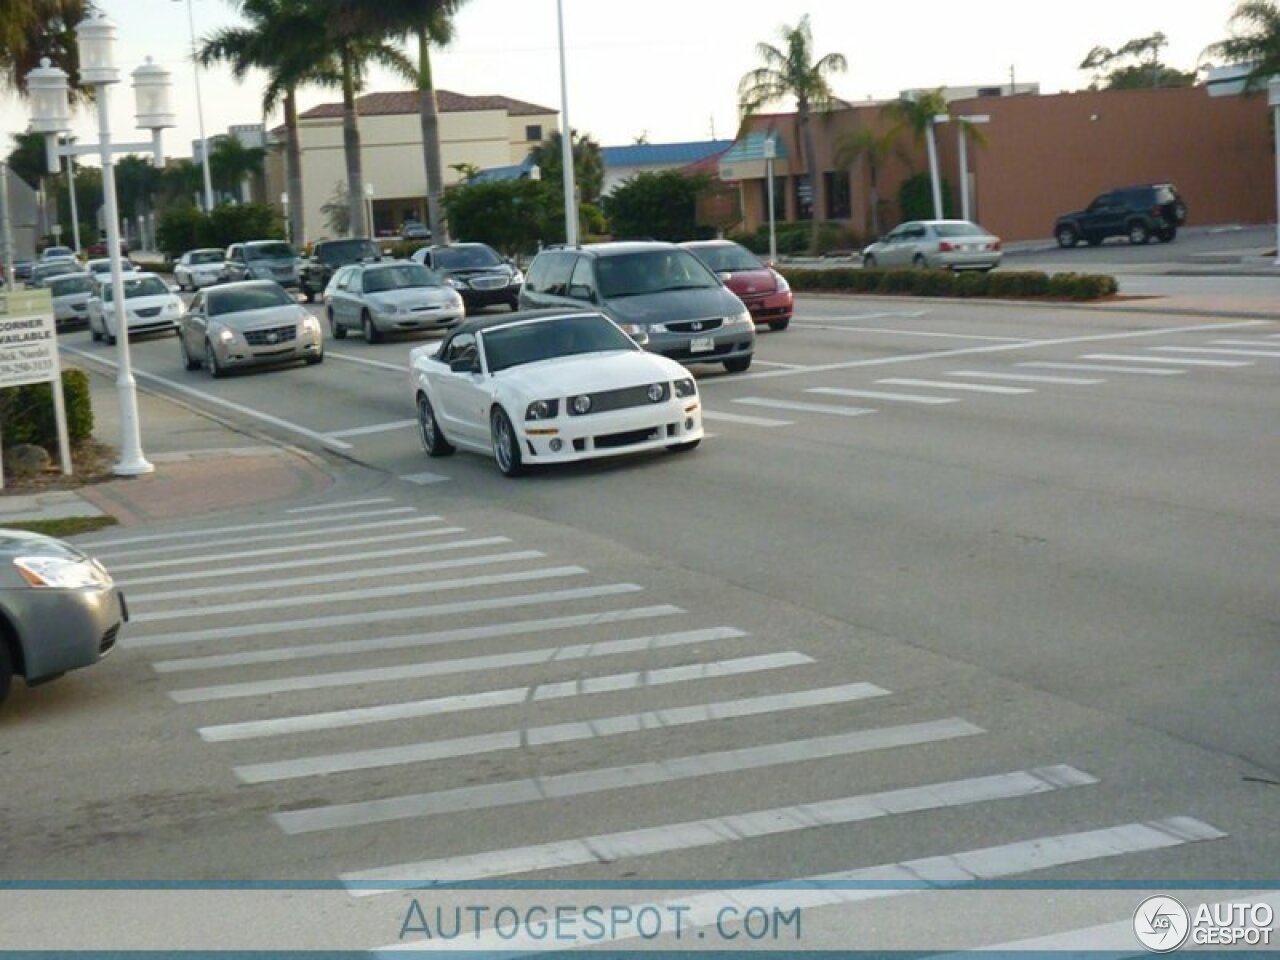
[623,322,664,336]
[674,378,697,399]
[728,309,752,327]
[773,271,790,293]
[510,269,524,285]
[301,314,321,333]
[646,383,668,403]
[569,394,593,415]
[448,277,469,290]
[525,398,559,420]
[14,554,110,589]
[215,326,235,344]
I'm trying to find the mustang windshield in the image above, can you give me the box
[483,314,636,373]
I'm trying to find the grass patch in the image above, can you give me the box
[3,516,119,538]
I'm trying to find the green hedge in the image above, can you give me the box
[779,267,1118,302]
[0,367,93,451]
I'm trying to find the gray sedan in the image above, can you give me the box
[862,219,1002,271]
[324,260,464,343]
[178,280,324,377]
[0,528,126,706]
[45,271,97,329]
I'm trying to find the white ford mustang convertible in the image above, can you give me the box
[409,309,704,476]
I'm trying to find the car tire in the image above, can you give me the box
[305,351,324,365]
[180,335,200,371]
[666,438,701,453]
[205,339,225,379]
[1127,221,1151,245]
[1055,225,1079,248]
[0,639,12,706]
[863,254,878,269]
[723,355,752,373]
[490,406,524,477]
[768,317,790,332]
[912,253,927,269]
[329,309,346,340]
[1159,226,1177,243]
[90,321,101,343]
[362,311,382,344]
[417,393,454,458]
[508,297,520,312]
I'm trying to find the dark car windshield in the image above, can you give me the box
[318,239,380,265]
[363,263,443,293]
[483,313,636,372]
[690,244,764,273]
[188,250,223,265]
[33,262,78,280]
[595,250,719,298]
[103,276,169,301]
[207,284,294,316]
[933,222,987,238]
[245,242,295,261]
[48,274,96,296]
[433,245,503,270]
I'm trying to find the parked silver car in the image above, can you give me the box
[174,248,226,290]
[224,240,300,289]
[0,528,126,707]
[862,219,1002,271]
[178,280,323,377]
[45,271,97,329]
[324,260,464,342]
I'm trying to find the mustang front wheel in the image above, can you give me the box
[490,407,524,477]
[417,393,454,457]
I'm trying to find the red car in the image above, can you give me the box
[681,240,793,331]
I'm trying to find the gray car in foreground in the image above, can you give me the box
[324,260,464,342]
[0,529,126,706]
[178,280,324,377]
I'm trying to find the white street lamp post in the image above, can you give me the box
[1270,77,1280,267]
[280,191,290,244]
[175,0,215,212]
[763,134,778,264]
[363,182,375,239]
[0,162,14,289]
[957,114,989,223]
[925,113,949,220]
[27,14,174,477]
[555,0,579,246]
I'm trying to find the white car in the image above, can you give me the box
[85,257,140,283]
[88,272,182,344]
[174,248,226,290]
[410,309,703,477]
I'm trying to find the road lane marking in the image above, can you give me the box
[876,378,1033,395]
[324,419,416,439]
[130,565,588,624]
[326,350,406,372]
[155,605,683,674]
[342,766,1097,887]
[734,397,876,417]
[275,720,981,835]
[807,387,958,405]
[947,370,1105,385]
[285,497,396,513]
[202,652,810,743]
[1018,361,1185,377]
[124,582,644,649]
[1152,345,1280,358]
[128,550,545,603]
[120,536,510,588]
[85,507,417,550]
[1082,353,1252,368]
[400,472,449,485]
[178,626,749,707]
[233,682,890,783]
[700,409,793,427]
[1213,338,1280,347]
[751,360,808,369]
[795,322,1028,342]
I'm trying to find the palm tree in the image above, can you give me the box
[529,129,604,204]
[209,136,266,201]
[738,14,847,253]
[159,158,203,208]
[833,125,901,239]
[1203,1,1280,92]
[0,0,93,99]
[883,88,951,219]
[199,0,338,244]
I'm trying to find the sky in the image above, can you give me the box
[0,0,1251,165]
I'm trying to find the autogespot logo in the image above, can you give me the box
[1134,896,1191,953]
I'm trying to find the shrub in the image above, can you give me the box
[953,271,991,297]
[0,367,93,452]
[156,203,285,259]
[898,173,954,222]
[779,265,1117,302]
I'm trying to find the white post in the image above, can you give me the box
[65,143,82,254]
[0,162,14,289]
[556,0,579,246]
[49,343,72,476]
[764,135,777,264]
[925,116,947,220]
[181,0,215,212]
[958,130,970,222]
[97,86,153,476]
[1271,78,1280,267]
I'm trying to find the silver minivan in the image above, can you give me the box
[518,241,755,373]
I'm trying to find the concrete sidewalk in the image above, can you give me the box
[0,364,334,527]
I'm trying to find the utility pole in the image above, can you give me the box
[1009,64,1016,95]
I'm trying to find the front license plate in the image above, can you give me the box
[690,336,715,353]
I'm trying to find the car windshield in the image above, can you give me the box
[188,250,223,265]
[363,263,442,293]
[43,247,73,259]
[34,263,78,279]
[102,276,168,301]
[595,250,719,298]
[433,245,503,270]
[246,242,295,261]
[48,275,95,296]
[318,239,380,265]
[483,313,636,372]
[207,285,293,316]
[934,222,987,238]
[691,244,764,273]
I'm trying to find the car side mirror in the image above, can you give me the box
[629,330,650,347]
[169,284,181,294]
[449,356,479,374]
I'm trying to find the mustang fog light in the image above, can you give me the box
[550,438,563,452]
[685,417,695,430]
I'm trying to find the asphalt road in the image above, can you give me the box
[8,279,1280,951]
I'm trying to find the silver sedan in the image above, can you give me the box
[862,219,1002,271]
[178,280,324,377]
[324,260,464,343]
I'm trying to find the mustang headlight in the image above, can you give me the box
[569,394,593,415]
[673,378,697,399]
[646,383,668,403]
[525,398,559,420]
[14,554,110,589]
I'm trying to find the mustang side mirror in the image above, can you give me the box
[449,357,479,374]
[630,330,650,347]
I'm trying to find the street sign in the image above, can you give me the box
[0,287,72,486]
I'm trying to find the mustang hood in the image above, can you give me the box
[495,350,685,397]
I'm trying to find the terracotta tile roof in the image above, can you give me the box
[299,89,556,120]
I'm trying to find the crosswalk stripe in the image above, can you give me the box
[876,377,1033,395]
[109,524,466,575]
[1018,361,1184,377]
[806,387,958,405]
[233,683,891,784]
[1152,345,1280,358]
[734,397,876,417]
[173,625,747,705]
[700,409,794,427]
[284,497,396,513]
[130,566,588,624]
[275,720,980,835]
[84,507,417,550]
[324,419,416,439]
[376,818,1226,947]
[947,370,1105,385]
[154,605,683,674]
[120,536,510,588]
[1213,338,1280,347]
[128,550,545,603]
[1082,353,1252,368]
[201,652,810,743]
[343,766,1098,888]
[401,472,449,485]
[124,582,645,649]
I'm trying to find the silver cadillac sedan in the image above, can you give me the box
[0,528,126,706]
[178,280,324,377]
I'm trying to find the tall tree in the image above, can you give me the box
[200,0,339,243]
[738,14,847,254]
[1203,1,1280,92]
[1079,33,1194,89]
[5,130,49,189]
[113,153,161,238]
[0,0,93,100]
[208,136,266,200]
[159,159,203,209]
[528,129,604,205]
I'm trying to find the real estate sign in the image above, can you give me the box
[0,288,72,485]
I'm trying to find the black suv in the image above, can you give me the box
[1054,184,1187,248]
[299,237,381,302]
[410,243,522,311]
